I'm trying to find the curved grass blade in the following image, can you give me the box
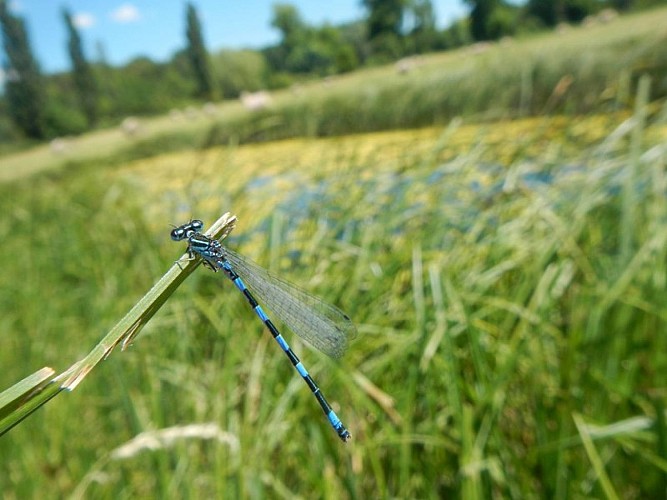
[0,367,58,435]
[0,213,237,436]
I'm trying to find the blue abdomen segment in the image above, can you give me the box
[295,362,308,378]
[255,305,269,322]
[233,276,246,292]
[275,334,289,352]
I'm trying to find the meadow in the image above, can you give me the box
[1,8,667,499]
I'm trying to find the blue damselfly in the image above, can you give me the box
[171,219,355,442]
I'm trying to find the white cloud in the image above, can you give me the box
[110,3,141,23]
[73,13,96,29]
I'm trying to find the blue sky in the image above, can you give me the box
[2,1,471,75]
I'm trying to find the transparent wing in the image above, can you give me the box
[220,246,356,359]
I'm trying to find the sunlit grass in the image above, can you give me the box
[1,96,666,497]
[114,113,637,228]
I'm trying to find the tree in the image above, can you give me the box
[363,0,404,39]
[406,0,438,53]
[0,0,46,139]
[562,0,600,23]
[525,0,602,26]
[338,21,368,65]
[269,5,359,75]
[185,2,216,100]
[362,0,405,59]
[525,0,559,27]
[318,25,359,73]
[610,0,633,10]
[268,3,306,72]
[441,18,472,49]
[211,49,268,98]
[271,3,306,52]
[464,0,501,41]
[63,8,97,127]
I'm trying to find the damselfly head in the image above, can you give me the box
[171,219,204,241]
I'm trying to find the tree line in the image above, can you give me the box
[0,0,664,142]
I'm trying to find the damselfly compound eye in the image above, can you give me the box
[171,220,205,240]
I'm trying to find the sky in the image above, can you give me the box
[1,1,471,75]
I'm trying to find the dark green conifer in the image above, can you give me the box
[185,2,216,100]
[63,8,98,127]
[0,0,46,139]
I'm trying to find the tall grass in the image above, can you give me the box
[203,7,667,144]
[1,93,666,497]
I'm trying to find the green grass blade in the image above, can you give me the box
[573,413,621,500]
[57,212,237,390]
[0,367,57,434]
[0,213,237,435]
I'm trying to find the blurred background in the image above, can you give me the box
[1,0,667,497]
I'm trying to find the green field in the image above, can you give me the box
[2,8,667,499]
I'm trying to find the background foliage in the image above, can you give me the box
[1,0,667,142]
